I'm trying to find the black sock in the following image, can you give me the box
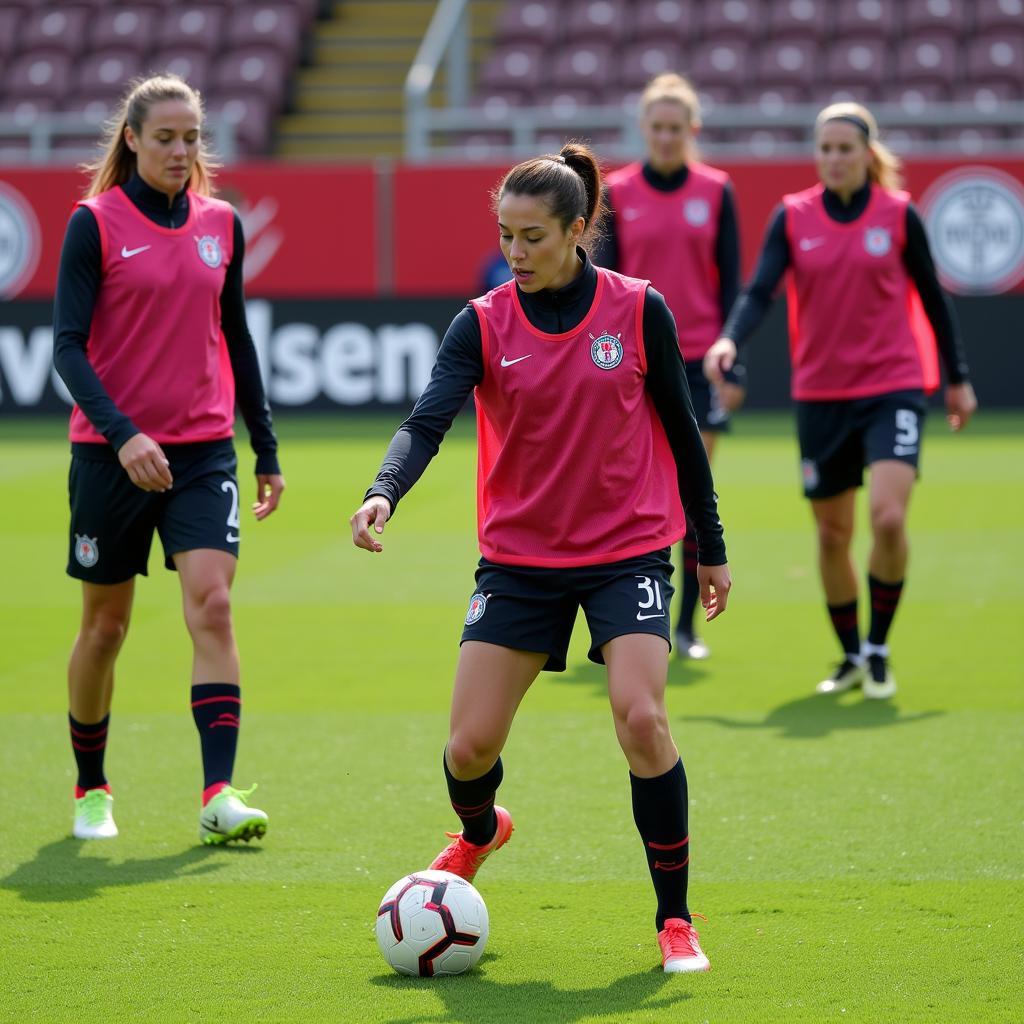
[191,683,241,790]
[827,599,861,658]
[69,713,109,792]
[678,535,700,635]
[631,758,690,930]
[868,575,904,646]
[443,749,502,846]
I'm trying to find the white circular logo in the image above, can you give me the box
[863,226,892,257]
[921,168,1024,294]
[590,333,623,369]
[0,181,42,298]
[194,234,223,268]
[464,593,487,625]
[684,198,710,227]
[74,534,99,568]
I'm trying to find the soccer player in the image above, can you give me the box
[52,74,284,844]
[598,73,742,661]
[352,143,732,974]
[704,102,976,699]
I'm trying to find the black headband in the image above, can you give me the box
[826,114,873,139]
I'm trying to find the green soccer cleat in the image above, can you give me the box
[73,787,118,840]
[199,784,268,845]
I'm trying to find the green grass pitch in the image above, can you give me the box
[1,412,1021,1023]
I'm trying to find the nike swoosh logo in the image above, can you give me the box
[799,237,825,251]
[121,244,152,258]
[204,814,220,830]
[226,532,239,543]
[636,612,665,621]
[500,354,532,367]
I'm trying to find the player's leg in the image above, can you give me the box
[68,580,135,839]
[861,394,924,697]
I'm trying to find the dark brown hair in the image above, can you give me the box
[494,141,605,245]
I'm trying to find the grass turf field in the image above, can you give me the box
[0,412,1021,1024]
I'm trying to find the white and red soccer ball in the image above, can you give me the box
[376,870,489,977]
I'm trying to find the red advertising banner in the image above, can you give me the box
[1,157,1021,300]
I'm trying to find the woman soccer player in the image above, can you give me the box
[704,102,975,699]
[53,74,284,843]
[599,72,742,661]
[351,143,732,973]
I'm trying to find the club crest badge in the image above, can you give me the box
[75,534,99,568]
[863,227,891,257]
[590,331,623,370]
[465,593,488,625]
[195,234,223,268]
[801,459,819,491]
[684,198,710,227]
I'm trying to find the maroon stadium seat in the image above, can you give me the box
[965,34,1024,86]
[149,50,212,93]
[620,41,686,89]
[751,85,805,115]
[20,7,90,55]
[689,39,750,88]
[973,0,1024,33]
[950,80,1021,112]
[835,0,899,39]
[89,8,160,56]
[756,38,819,87]
[692,83,738,116]
[825,37,890,86]
[895,35,959,87]
[894,83,949,115]
[702,0,762,40]
[565,1,630,43]
[212,48,288,109]
[472,89,533,119]
[494,0,562,46]
[205,93,273,156]
[3,52,72,103]
[479,44,545,92]
[766,0,830,40]
[730,127,804,155]
[937,125,1005,154]
[548,42,615,89]
[881,126,932,152]
[76,52,146,97]
[634,0,697,43]
[222,0,319,30]
[0,8,22,61]
[226,6,302,65]
[903,0,970,37]
[0,96,56,125]
[546,87,598,116]
[159,7,226,56]
[61,95,117,125]
[451,130,514,158]
[812,83,878,107]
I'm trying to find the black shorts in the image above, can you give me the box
[795,390,926,500]
[685,360,731,433]
[460,548,676,673]
[67,439,240,584]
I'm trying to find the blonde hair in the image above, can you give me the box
[639,72,702,163]
[815,102,903,190]
[84,74,217,198]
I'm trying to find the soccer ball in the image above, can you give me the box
[376,870,489,977]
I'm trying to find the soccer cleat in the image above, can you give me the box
[675,631,710,660]
[428,805,514,883]
[863,654,897,699]
[73,787,118,839]
[199,784,268,845]
[659,917,711,973]
[815,657,865,694]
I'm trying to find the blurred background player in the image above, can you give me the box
[53,74,284,843]
[352,142,731,974]
[704,102,976,699]
[598,73,743,662]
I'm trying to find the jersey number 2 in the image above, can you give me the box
[222,480,240,543]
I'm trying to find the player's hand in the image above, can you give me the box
[945,382,977,432]
[253,474,285,520]
[351,496,392,553]
[698,563,732,621]
[118,433,172,492]
[717,381,746,413]
[703,338,737,386]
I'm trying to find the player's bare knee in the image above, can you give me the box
[446,734,498,779]
[81,614,128,657]
[186,585,233,636]
[619,702,670,754]
[870,505,906,545]
[816,518,852,554]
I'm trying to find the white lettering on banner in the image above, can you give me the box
[377,325,435,403]
[322,323,375,404]
[0,326,72,405]
[270,322,320,405]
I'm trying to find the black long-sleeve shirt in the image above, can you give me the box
[365,249,727,566]
[52,173,280,474]
[721,182,969,384]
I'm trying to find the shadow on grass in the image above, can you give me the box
[370,963,689,1024]
[0,837,257,902]
[684,689,944,739]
